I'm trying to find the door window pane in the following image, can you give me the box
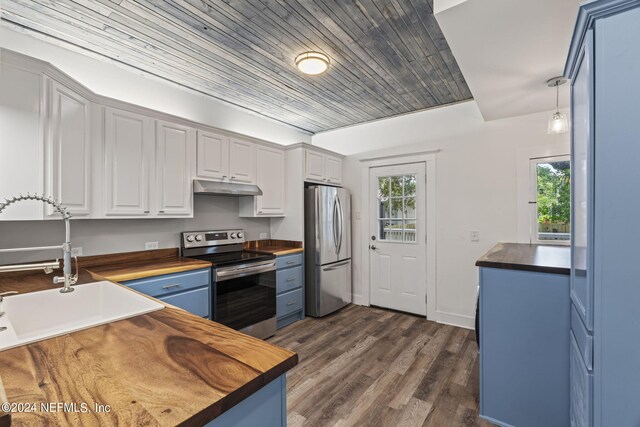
[534,158,571,242]
[376,174,418,243]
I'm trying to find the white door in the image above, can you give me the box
[47,80,91,217]
[196,130,229,180]
[255,145,285,216]
[305,150,325,182]
[229,138,256,184]
[369,163,427,316]
[156,120,195,216]
[104,107,154,216]
[325,155,342,185]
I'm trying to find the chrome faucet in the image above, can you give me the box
[0,194,78,293]
[0,291,17,317]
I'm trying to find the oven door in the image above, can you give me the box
[214,260,276,333]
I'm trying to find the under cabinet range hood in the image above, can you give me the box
[193,179,263,197]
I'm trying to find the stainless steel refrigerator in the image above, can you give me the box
[304,185,352,317]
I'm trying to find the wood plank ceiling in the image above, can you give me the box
[1,0,473,133]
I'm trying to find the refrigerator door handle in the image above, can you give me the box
[332,194,340,255]
[322,260,351,271]
[336,194,344,256]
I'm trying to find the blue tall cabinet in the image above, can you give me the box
[565,1,640,425]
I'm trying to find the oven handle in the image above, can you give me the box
[215,260,276,282]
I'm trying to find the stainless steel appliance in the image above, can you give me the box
[180,229,276,339]
[304,185,352,317]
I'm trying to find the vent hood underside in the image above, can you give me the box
[193,180,263,196]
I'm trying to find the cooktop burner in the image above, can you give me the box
[191,251,274,268]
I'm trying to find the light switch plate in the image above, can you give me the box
[259,233,268,239]
[71,247,83,257]
[355,211,361,220]
[145,241,159,250]
[470,231,480,242]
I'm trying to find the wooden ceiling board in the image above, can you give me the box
[1,0,472,133]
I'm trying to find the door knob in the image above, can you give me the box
[369,245,377,250]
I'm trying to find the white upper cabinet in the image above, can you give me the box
[46,80,91,217]
[0,60,45,221]
[196,130,229,180]
[104,107,154,217]
[240,145,285,217]
[305,150,325,182]
[229,138,257,184]
[156,120,195,216]
[304,149,343,185]
[325,155,342,185]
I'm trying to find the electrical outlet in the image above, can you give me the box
[355,211,361,220]
[470,231,480,242]
[259,233,268,239]
[71,247,83,257]
[145,241,159,250]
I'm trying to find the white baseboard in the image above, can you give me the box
[436,311,475,330]
[351,294,368,306]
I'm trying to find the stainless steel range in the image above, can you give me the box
[180,229,276,339]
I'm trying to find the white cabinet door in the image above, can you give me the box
[104,107,154,216]
[0,61,45,220]
[255,146,285,216]
[325,155,342,185]
[197,130,229,180]
[156,121,195,216]
[47,80,91,217]
[229,138,256,184]
[305,150,325,183]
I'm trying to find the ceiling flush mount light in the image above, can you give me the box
[547,77,569,134]
[295,51,330,75]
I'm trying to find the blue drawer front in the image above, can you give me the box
[571,303,593,371]
[570,331,593,427]
[277,288,303,318]
[158,287,209,318]
[276,265,303,294]
[276,253,303,270]
[122,269,210,298]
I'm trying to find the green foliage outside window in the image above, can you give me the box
[537,161,570,225]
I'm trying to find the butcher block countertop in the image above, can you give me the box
[244,240,303,256]
[0,250,298,427]
[476,242,571,275]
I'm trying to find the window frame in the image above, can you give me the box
[529,154,571,245]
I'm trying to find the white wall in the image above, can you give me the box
[0,196,270,264]
[312,101,570,328]
[0,26,311,146]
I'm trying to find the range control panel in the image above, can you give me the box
[181,229,245,249]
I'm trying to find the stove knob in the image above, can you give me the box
[237,232,244,239]
[230,232,237,239]
[195,235,203,242]
[186,235,195,243]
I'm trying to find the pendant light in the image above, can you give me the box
[295,52,330,75]
[547,77,569,134]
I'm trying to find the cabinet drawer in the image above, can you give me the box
[158,287,209,318]
[122,269,210,298]
[570,331,593,427]
[571,303,593,371]
[277,288,303,318]
[276,266,303,294]
[276,253,303,270]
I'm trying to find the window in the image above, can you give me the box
[377,174,417,242]
[529,155,571,244]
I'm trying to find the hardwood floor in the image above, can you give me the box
[269,305,493,427]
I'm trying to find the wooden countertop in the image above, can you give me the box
[243,240,303,256]
[0,253,297,426]
[476,243,570,275]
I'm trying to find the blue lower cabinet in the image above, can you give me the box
[479,267,570,427]
[275,253,304,329]
[121,268,211,319]
[204,375,286,427]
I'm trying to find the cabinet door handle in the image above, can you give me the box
[162,284,181,290]
[286,260,296,265]
[144,210,150,213]
[287,278,295,282]
[286,301,295,306]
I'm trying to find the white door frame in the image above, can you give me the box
[359,150,437,321]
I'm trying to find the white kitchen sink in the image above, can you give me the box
[0,281,164,351]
